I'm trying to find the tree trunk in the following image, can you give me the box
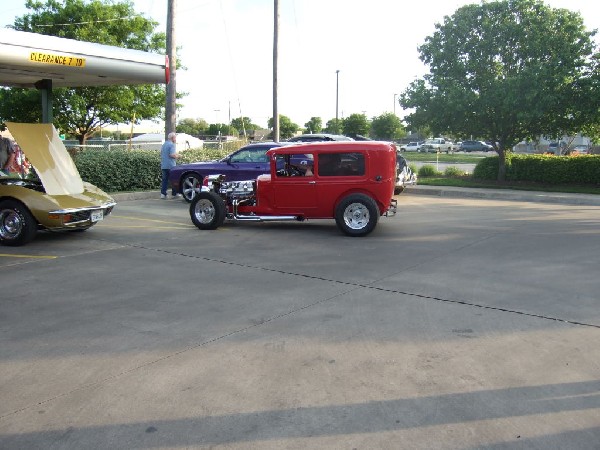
[497,147,506,182]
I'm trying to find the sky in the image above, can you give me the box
[2,0,600,131]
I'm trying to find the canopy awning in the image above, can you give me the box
[0,29,169,88]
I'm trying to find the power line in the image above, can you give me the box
[31,17,137,27]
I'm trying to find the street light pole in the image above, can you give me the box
[394,93,398,115]
[165,0,177,137]
[272,0,280,142]
[335,70,340,133]
[214,109,221,148]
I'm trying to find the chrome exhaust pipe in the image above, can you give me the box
[227,213,304,222]
[229,198,304,222]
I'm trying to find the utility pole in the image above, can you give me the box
[165,0,177,137]
[272,0,279,142]
[335,70,340,133]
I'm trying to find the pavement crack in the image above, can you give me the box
[127,242,600,330]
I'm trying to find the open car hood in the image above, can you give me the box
[6,122,84,196]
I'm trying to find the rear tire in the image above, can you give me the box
[0,200,37,246]
[334,194,379,237]
[189,192,226,230]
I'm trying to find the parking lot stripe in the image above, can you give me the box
[111,215,192,227]
[102,225,192,229]
[0,253,57,259]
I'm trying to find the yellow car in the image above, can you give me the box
[0,123,115,246]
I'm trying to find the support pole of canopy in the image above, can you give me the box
[35,78,53,123]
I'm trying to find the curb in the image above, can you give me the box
[405,185,600,206]
[111,190,162,202]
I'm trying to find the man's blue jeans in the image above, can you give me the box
[161,169,176,196]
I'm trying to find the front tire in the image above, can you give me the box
[334,194,379,237]
[189,192,226,230]
[181,173,203,203]
[0,200,37,246]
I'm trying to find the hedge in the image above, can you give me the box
[473,154,600,185]
[73,146,233,193]
[74,148,600,193]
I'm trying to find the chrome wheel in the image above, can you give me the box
[342,202,370,230]
[334,194,379,237]
[189,192,226,230]
[0,200,37,246]
[181,174,202,202]
[0,209,23,240]
[193,198,217,224]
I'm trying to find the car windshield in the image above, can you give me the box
[229,147,270,163]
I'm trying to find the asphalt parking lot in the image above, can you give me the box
[1,189,599,449]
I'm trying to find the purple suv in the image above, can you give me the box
[170,142,311,202]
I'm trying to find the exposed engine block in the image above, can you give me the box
[219,180,255,199]
[202,175,256,205]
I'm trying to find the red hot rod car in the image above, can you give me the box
[189,141,398,236]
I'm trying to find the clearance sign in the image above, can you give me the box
[29,52,86,68]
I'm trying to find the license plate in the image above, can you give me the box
[91,210,103,222]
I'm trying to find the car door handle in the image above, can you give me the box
[308,181,316,184]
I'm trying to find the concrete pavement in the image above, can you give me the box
[1,189,598,449]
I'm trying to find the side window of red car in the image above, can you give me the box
[275,153,315,177]
[318,152,364,176]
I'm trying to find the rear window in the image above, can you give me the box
[318,152,365,176]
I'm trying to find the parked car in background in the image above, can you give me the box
[400,141,421,152]
[0,123,115,246]
[170,142,313,202]
[459,140,494,152]
[395,154,417,195]
[189,141,398,237]
[130,132,204,151]
[287,133,354,142]
[547,142,567,155]
[170,142,283,202]
[571,145,590,155]
[421,138,455,153]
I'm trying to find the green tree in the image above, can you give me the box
[231,116,260,137]
[0,88,41,125]
[268,115,299,140]
[2,0,169,144]
[207,123,238,137]
[370,112,405,140]
[304,117,322,134]
[177,118,208,136]
[400,0,599,180]
[580,123,600,145]
[342,113,370,138]
[324,118,342,134]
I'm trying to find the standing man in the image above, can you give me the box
[160,132,180,199]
